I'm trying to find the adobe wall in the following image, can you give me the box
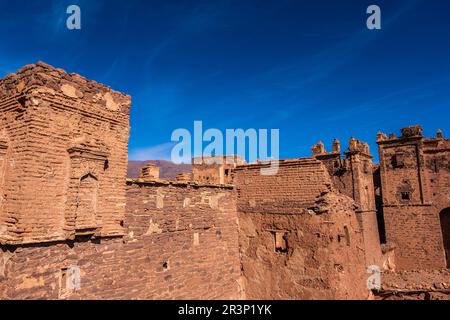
[376,270,450,300]
[3,62,448,300]
[382,205,444,270]
[345,149,382,268]
[377,127,450,271]
[313,139,383,267]
[234,159,369,300]
[0,181,241,299]
[192,155,244,185]
[0,62,131,245]
[235,158,333,213]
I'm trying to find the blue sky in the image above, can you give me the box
[1,0,449,162]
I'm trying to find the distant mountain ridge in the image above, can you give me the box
[128,160,191,179]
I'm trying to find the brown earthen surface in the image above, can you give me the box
[0,62,131,245]
[0,181,241,299]
[235,159,369,299]
[1,63,449,300]
[377,126,450,271]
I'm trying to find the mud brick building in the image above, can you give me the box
[312,138,382,267]
[376,126,450,271]
[0,63,449,300]
[192,155,245,185]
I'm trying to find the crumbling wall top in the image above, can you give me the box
[312,138,371,158]
[235,157,324,171]
[176,172,192,182]
[400,125,423,138]
[140,163,160,180]
[0,61,131,114]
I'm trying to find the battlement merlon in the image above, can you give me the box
[140,163,160,180]
[377,125,449,147]
[377,125,423,144]
[0,61,132,121]
[312,138,372,159]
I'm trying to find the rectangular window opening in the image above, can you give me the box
[274,231,288,253]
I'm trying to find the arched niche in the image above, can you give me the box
[75,173,99,234]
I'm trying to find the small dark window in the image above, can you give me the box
[401,192,411,200]
[224,169,230,176]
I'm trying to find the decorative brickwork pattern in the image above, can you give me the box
[0,62,131,244]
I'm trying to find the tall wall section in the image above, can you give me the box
[0,62,131,244]
[0,63,241,300]
[377,127,450,271]
[313,139,383,267]
[234,158,369,300]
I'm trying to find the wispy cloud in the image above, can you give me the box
[129,142,177,161]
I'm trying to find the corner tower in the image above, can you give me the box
[0,62,131,245]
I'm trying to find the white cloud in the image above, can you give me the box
[129,142,180,161]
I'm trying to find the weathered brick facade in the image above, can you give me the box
[0,62,131,244]
[192,155,244,185]
[0,180,240,299]
[0,63,242,299]
[234,159,369,299]
[312,138,383,267]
